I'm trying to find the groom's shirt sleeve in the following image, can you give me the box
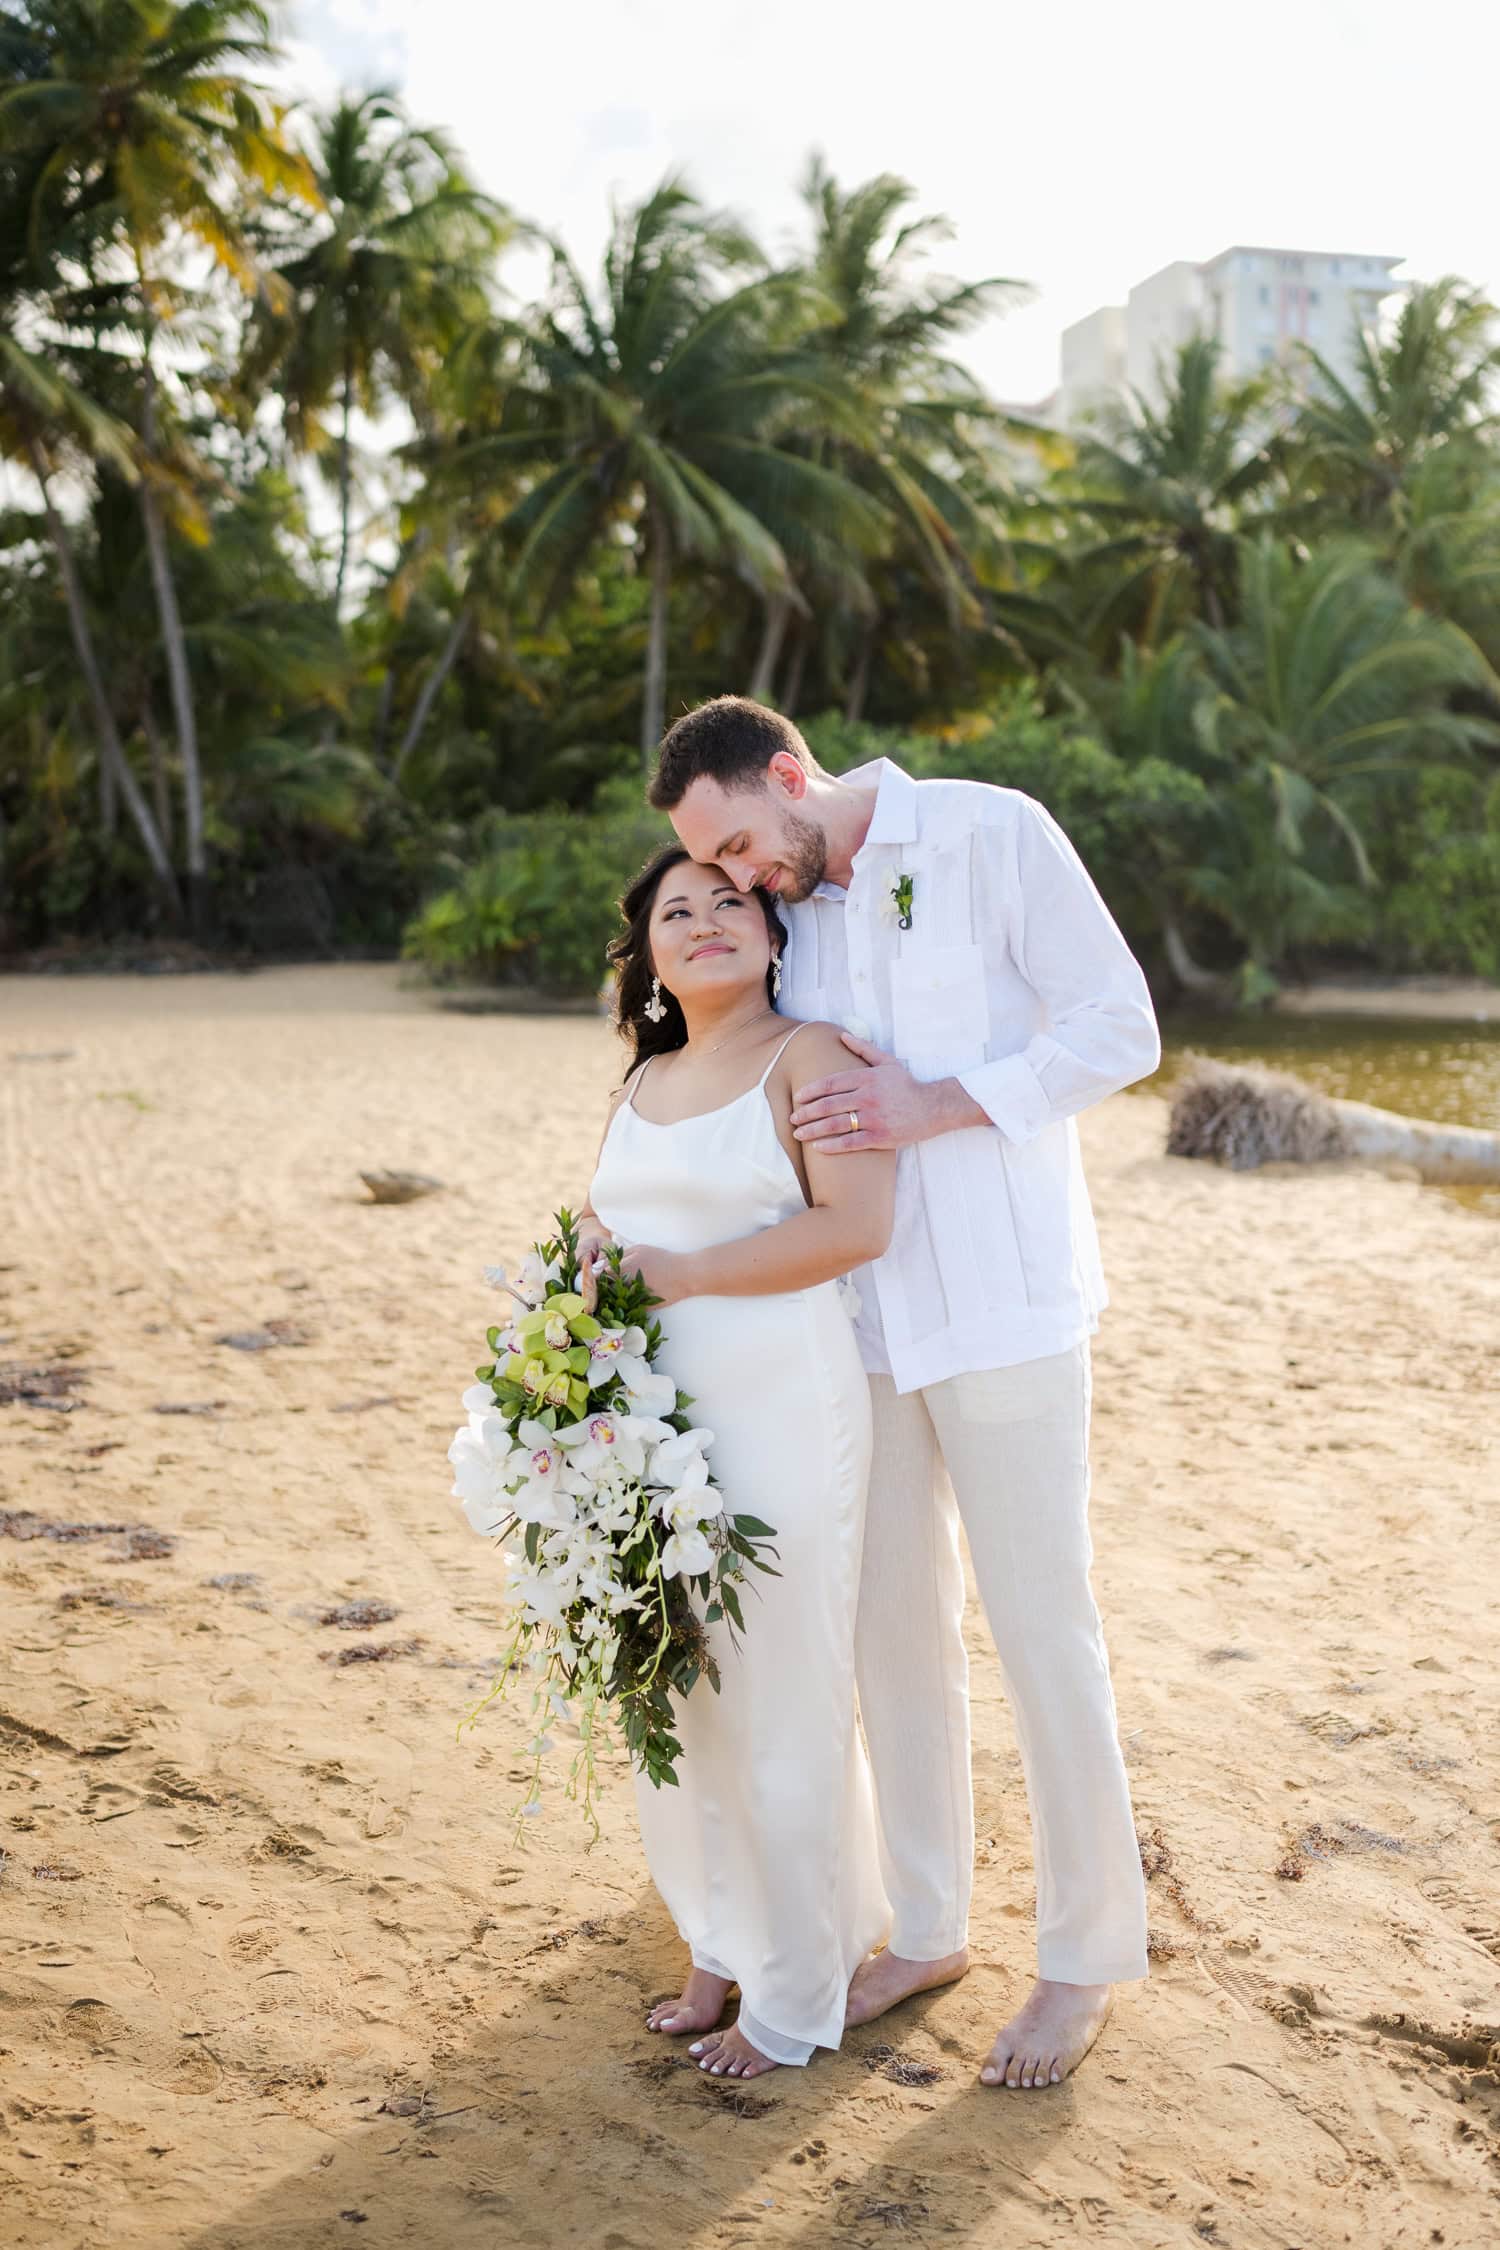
[954,790,1161,1146]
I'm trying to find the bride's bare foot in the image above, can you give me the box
[979,1978,1114,2089]
[844,1944,970,2028]
[689,2022,779,2079]
[646,1967,731,2037]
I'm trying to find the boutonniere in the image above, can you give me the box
[879,864,916,930]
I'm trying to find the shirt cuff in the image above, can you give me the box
[956,1051,1053,1144]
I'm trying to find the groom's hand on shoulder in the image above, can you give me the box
[791,1032,936,1153]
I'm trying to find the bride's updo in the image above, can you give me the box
[608,844,788,1070]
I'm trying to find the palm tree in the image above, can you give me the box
[489,178,889,762]
[242,88,508,614]
[787,157,1032,718]
[1286,278,1500,533]
[1,0,318,920]
[0,127,178,903]
[1066,336,1279,654]
[1184,534,1500,979]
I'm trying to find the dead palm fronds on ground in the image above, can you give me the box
[1166,1057,1500,1179]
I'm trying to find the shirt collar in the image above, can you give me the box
[842,757,920,848]
[808,757,920,901]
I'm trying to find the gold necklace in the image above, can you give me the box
[685,1006,774,1063]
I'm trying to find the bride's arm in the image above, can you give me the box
[621,1027,897,1303]
[574,1078,634,1313]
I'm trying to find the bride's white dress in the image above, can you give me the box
[589,1022,890,2064]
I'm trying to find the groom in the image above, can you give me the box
[648,694,1159,2090]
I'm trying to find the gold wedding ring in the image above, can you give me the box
[848,1110,860,1135]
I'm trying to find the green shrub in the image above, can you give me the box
[1378,770,1500,977]
[402,805,671,992]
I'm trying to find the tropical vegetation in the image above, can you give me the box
[3,2,1499,999]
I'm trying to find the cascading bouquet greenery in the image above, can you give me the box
[450,1209,778,1837]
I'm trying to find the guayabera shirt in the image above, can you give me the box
[778,758,1161,1392]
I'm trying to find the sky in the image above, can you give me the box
[281,0,1500,405]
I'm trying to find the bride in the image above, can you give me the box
[576,844,896,2079]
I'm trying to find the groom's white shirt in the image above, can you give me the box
[779,758,1161,1392]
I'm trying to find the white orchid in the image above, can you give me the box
[623,1367,677,1415]
[590,1483,644,1538]
[555,1408,649,1481]
[661,1524,715,1580]
[448,1412,521,1537]
[515,1249,563,1306]
[585,1322,647,1388]
[650,1426,714,1487]
[461,1379,499,1423]
[665,1482,724,1532]
[504,1554,570,1629]
[510,1420,578,1529]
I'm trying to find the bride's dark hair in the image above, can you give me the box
[608,844,787,1070]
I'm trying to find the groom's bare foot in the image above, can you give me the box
[844,1945,970,2029]
[646,1967,731,2036]
[980,1978,1113,2089]
[690,2022,779,2078]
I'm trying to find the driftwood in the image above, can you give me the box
[359,1169,444,1204]
[1166,1059,1500,1181]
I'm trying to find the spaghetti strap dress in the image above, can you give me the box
[588,1022,890,2064]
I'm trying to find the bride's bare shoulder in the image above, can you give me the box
[774,1017,861,1083]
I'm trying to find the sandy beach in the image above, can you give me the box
[2,962,1497,2250]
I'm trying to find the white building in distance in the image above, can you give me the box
[1056,245,1406,429]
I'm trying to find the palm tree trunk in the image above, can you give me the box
[748,592,792,702]
[1161,914,1233,999]
[29,440,179,912]
[99,739,118,836]
[335,341,354,615]
[393,606,469,778]
[844,618,875,723]
[371,667,396,767]
[642,511,672,770]
[141,702,174,853]
[780,620,808,717]
[139,362,204,924]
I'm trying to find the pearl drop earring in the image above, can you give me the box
[643,975,667,1024]
[770,955,783,1000]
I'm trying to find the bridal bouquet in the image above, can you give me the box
[449,1209,777,1836]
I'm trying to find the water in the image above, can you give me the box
[1147,1011,1500,1217]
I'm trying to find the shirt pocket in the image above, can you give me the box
[890,943,990,1077]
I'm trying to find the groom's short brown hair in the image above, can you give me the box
[648,696,812,810]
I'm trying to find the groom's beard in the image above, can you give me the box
[773,809,829,903]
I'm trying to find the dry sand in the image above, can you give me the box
[2,962,1497,2250]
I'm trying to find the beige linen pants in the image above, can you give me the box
[858,1342,1149,1985]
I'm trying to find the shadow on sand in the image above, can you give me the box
[178,1882,1077,2250]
